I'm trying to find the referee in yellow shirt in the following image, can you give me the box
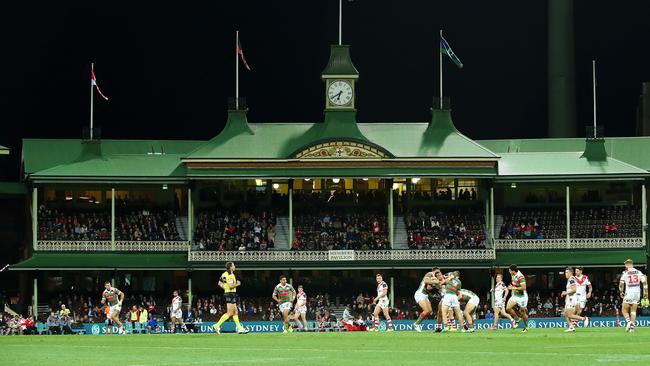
[212,262,248,334]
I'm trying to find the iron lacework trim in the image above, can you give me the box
[494,237,644,250]
[188,249,495,262]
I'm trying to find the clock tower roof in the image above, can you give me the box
[321,45,359,78]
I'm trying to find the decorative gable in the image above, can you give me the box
[295,140,388,159]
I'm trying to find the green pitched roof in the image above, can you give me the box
[359,110,499,159]
[496,152,648,181]
[478,136,650,171]
[185,109,498,160]
[0,144,8,155]
[23,139,203,181]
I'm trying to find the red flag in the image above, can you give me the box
[236,40,251,71]
[91,64,109,101]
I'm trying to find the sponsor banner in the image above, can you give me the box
[42,317,650,334]
[328,250,355,261]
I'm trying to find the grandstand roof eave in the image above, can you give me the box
[495,152,649,180]
[10,253,189,270]
[477,136,650,171]
[22,139,204,179]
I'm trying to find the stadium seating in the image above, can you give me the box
[403,208,486,249]
[38,207,111,241]
[292,210,388,250]
[499,206,641,239]
[192,209,276,251]
[38,205,180,241]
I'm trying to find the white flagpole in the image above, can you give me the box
[592,59,597,138]
[236,30,240,110]
[339,0,342,45]
[439,29,443,109]
[90,62,94,140]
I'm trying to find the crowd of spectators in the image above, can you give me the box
[38,205,111,241]
[403,188,477,202]
[38,203,181,242]
[293,190,387,206]
[115,209,179,241]
[292,211,388,250]
[499,206,641,240]
[193,209,276,251]
[404,209,486,249]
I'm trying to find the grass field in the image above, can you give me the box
[0,328,648,366]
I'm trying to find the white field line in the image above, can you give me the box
[4,343,650,358]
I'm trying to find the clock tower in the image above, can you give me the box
[322,45,359,111]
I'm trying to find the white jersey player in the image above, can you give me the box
[561,267,589,332]
[170,290,187,333]
[372,274,394,331]
[490,273,513,329]
[573,266,592,316]
[291,285,308,330]
[619,259,648,333]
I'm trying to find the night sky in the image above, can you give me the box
[1,0,650,180]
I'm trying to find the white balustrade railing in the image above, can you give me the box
[495,237,644,250]
[36,240,190,252]
[188,249,495,262]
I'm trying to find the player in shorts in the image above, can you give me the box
[490,273,514,330]
[457,288,480,332]
[101,281,126,334]
[372,274,394,332]
[104,306,113,334]
[170,290,188,333]
[213,261,248,334]
[619,259,648,333]
[433,271,450,332]
[573,266,592,319]
[506,264,529,332]
[291,285,308,331]
[273,275,296,333]
[413,267,445,332]
[440,271,464,332]
[561,267,590,332]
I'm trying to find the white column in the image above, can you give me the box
[288,182,293,248]
[566,185,571,249]
[32,276,38,317]
[188,188,193,243]
[390,276,394,308]
[388,183,394,249]
[490,187,495,243]
[111,188,115,250]
[490,274,495,308]
[32,187,38,251]
[642,184,647,246]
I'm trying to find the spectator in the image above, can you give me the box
[46,312,60,334]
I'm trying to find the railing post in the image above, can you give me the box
[490,187,495,244]
[389,181,394,249]
[642,184,647,248]
[390,276,394,308]
[111,188,115,251]
[188,187,193,243]
[566,185,571,249]
[32,186,38,251]
[32,274,38,317]
[187,272,193,312]
[490,273,495,308]
[288,180,293,249]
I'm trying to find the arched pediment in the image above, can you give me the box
[294,140,390,159]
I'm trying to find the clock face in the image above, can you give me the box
[327,80,353,106]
